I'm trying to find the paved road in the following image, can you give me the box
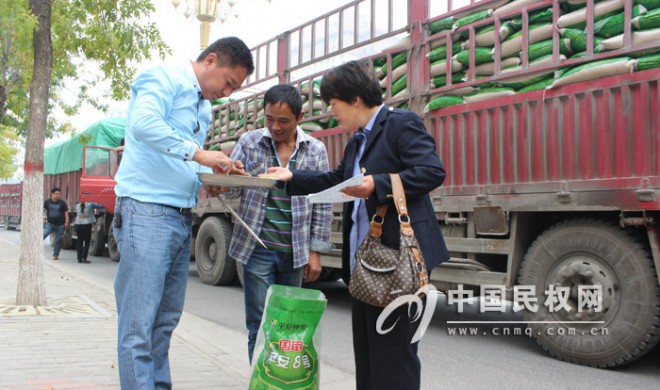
[3,229,660,389]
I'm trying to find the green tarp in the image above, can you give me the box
[44,117,125,175]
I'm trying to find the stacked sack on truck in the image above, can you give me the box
[208,98,234,152]
[207,77,337,150]
[298,78,334,133]
[371,33,413,110]
[424,0,660,113]
[208,97,262,152]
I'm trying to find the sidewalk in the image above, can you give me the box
[0,238,251,389]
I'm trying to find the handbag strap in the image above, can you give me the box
[390,173,414,238]
[391,173,429,285]
[367,173,413,238]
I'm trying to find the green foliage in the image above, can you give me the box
[0,0,170,177]
[0,124,19,179]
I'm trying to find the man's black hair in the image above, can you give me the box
[197,36,255,75]
[264,84,303,119]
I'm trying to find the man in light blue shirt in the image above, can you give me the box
[113,37,254,389]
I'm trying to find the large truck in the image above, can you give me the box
[43,117,125,259]
[0,182,22,230]
[191,0,660,367]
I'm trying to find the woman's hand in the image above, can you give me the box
[266,166,293,182]
[341,175,374,198]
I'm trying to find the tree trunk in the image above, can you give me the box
[16,0,53,306]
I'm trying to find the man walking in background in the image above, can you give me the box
[43,187,69,260]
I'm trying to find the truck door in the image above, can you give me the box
[80,146,120,210]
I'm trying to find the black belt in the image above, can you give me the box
[165,205,193,214]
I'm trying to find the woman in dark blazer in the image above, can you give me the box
[268,60,449,390]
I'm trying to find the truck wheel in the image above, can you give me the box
[195,216,236,285]
[89,218,106,256]
[61,227,74,250]
[518,219,660,367]
[108,225,121,262]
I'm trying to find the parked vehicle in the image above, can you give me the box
[43,117,125,258]
[191,0,660,367]
[0,182,22,230]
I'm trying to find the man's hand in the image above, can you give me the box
[193,149,234,173]
[304,251,322,283]
[266,167,293,182]
[341,175,375,198]
[228,159,249,176]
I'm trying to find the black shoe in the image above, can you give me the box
[78,260,82,263]
[81,259,91,264]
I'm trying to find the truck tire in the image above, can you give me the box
[108,224,121,262]
[195,216,236,285]
[518,219,660,367]
[89,218,106,256]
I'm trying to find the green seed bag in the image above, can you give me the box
[249,285,328,390]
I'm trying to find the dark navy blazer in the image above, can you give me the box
[289,107,450,283]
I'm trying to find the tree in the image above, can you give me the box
[0,0,170,178]
[17,0,52,306]
[13,0,170,305]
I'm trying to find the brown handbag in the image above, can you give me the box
[348,173,429,307]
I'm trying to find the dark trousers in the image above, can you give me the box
[75,224,92,261]
[352,298,423,390]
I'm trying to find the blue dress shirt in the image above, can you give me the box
[114,62,212,208]
[349,104,385,271]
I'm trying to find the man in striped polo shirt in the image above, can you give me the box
[224,84,333,362]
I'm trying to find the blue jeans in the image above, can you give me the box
[243,247,304,363]
[113,197,192,390]
[43,223,65,256]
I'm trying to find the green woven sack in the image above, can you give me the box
[429,16,456,34]
[431,73,466,88]
[560,56,632,79]
[425,96,464,112]
[378,52,407,77]
[453,10,493,30]
[633,7,660,29]
[517,78,554,92]
[528,38,573,61]
[390,75,408,96]
[454,47,494,66]
[636,53,660,70]
[636,0,660,11]
[595,5,646,37]
[506,8,555,31]
[427,41,462,62]
[560,29,604,53]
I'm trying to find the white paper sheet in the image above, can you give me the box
[307,174,364,204]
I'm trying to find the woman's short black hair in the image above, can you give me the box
[320,60,383,108]
[197,36,255,75]
[264,84,303,119]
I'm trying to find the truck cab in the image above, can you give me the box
[80,145,123,261]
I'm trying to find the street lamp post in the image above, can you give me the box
[172,0,238,49]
